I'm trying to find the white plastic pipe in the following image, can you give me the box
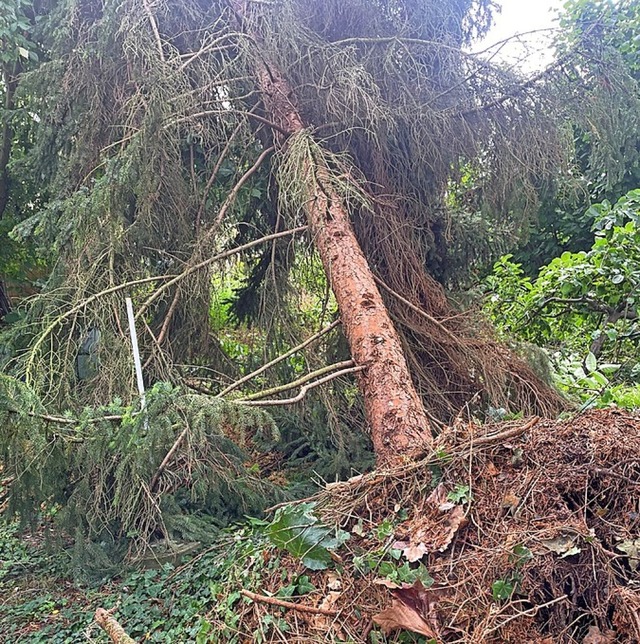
[125,297,147,417]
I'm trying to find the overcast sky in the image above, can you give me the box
[475,0,566,70]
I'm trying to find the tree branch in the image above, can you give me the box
[217,318,340,398]
[142,0,165,62]
[237,365,365,407]
[240,589,339,616]
[238,360,354,401]
[135,225,307,321]
[0,64,18,219]
[196,145,275,248]
[150,424,189,492]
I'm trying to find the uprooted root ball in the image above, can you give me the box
[232,408,640,643]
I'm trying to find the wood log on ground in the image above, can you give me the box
[94,608,137,644]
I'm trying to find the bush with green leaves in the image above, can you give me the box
[484,189,640,406]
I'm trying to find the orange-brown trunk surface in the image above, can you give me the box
[232,3,433,461]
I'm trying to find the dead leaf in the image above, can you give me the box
[373,577,400,589]
[485,462,499,476]
[327,573,342,590]
[373,580,447,638]
[583,624,616,643]
[311,591,344,636]
[426,483,448,507]
[616,539,640,571]
[404,542,430,562]
[539,534,581,557]
[438,505,468,552]
[394,484,468,559]
[502,492,520,513]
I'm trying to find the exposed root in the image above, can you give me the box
[227,408,640,642]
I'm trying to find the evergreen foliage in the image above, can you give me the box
[1,377,283,568]
[2,0,639,564]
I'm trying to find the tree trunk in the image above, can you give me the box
[305,162,434,461]
[0,280,11,321]
[0,64,17,220]
[231,2,433,462]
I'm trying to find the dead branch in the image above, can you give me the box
[94,608,137,644]
[461,416,541,449]
[238,365,365,407]
[135,225,307,321]
[141,0,165,62]
[240,589,339,616]
[238,360,354,401]
[209,145,275,233]
[196,110,256,231]
[150,424,189,492]
[373,275,463,347]
[217,318,340,398]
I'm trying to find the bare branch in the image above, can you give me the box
[135,225,307,321]
[238,360,354,401]
[238,365,365,407]
[217,318,341,398]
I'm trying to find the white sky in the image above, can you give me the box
[475,0,565,71]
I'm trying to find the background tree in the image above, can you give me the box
[515,0,640,273]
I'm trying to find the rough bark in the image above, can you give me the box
[306,163,433,460]
[0,64,17,220]
[94,608,137,644]
[231,1,433,461]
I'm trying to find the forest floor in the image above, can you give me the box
[1,407,640,643]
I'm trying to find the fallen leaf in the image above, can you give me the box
[404,542,430,562]
[583,624,616,643]
[426,483,448,507]
[502,493,520,513]
[394,485,468,560]
[373,577,401,589]
[438,505,468,552]
[485,462,499,476]
[326,573,342,590]
[373,580,446,638]
[616,539,640,571]
[311,591,344,636]
[539,534,581,557]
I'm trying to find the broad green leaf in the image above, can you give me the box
[266,503,349,570]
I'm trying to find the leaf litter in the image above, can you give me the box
[232,408,640,642]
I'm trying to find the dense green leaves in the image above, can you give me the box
[0,0,37,65]
[485,189,640,405]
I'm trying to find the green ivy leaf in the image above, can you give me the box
[266,503,349,570]
[491,579,514,601]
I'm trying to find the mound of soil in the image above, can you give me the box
[236,408,640,643]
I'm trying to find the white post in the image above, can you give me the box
[125,297,147,422]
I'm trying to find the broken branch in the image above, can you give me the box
[240,589,339,616]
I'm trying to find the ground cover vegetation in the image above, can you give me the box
[1,0,640,641]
